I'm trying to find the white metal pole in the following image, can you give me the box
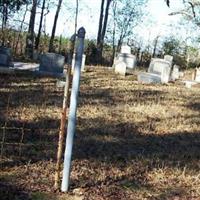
[61,27,86,192]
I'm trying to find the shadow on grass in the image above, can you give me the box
[0,70,200,199]
[0,182,31,200]
[74,117,200,166]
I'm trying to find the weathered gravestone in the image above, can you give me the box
[39,53,65,74]
[114,60,127,76]
[171,65,180,81]
[0,47,13,67]
[72,53,86,72]
[164,55,173,65]
[138,59,172,84]
[121,45,131,54]
[116,53,136,69]
[194,67,200,82]
[148,59,171,83]
[113,44,137,72]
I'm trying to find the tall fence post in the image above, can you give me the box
[61,27,86,192]
[54,32,77,190]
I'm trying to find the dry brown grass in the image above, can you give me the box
[0,66,200,200]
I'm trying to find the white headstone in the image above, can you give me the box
[116,53,136,69]
[164,55,173,65]
[179,72,184,77]
[195,68,200,82]
[121,45,131,54]
[72,54,86,72]
[114,60,126,76]
[148,60,171,83]
[171,65,180,81]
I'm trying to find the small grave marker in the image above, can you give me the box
[164,55,173,65]
[114,60,127,76]
[171,65,180,81]
[117,53,136,69]
[194,67,200,82]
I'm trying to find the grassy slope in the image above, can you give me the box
[0,67,200,200]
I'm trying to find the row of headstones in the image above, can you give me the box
[113,45,181,84]
[0,46,86,74]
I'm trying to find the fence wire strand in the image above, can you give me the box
[0,72,63,162]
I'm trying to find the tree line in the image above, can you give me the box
[0,0,199,67]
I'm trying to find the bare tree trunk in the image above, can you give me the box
[98,0,112,64]
[97,0,105,46]
[25,0,37,58]
[35,0,46,50]
[49,0,63,52]
[152,36,159,58]
[112,0,117,65]
[15,4,28,54]
[97,0,112,64]
[2,4,8,46]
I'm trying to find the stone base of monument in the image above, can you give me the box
[137,72,162,84]
[183,80,199,88]
[13,62,39,71]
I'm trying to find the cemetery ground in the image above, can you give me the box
[0,66,200,200]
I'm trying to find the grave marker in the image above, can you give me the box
[114,60,127,76]
[39,52,65,74]
[164,55,173,65]
[171,65,180,81]
[138,59,172,84]
[148,59,171,83]
[121,45,131,54]
[0,47,13,67]
[117,53,136,69]
[194,67,200,82]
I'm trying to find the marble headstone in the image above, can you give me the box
[195,67,200,82]
[171,65,180,81]
[148,59,171,83]
[121,45,131,54]
[116,53,136,69]
[164,55,173,65]
[114,60,126,76]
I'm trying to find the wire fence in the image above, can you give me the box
[0,72,63,162]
